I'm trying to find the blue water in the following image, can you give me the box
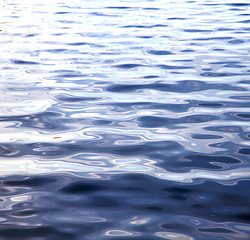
[1,0,250,239]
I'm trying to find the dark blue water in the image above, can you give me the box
[0,0,250,239]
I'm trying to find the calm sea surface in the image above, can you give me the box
[0,0,250,239]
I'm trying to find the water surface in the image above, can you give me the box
[0,0,250,239]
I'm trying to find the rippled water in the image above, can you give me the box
[1,0,250,239]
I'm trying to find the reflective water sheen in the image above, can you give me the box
[0,0,250,239]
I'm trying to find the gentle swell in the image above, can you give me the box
[0,0,250,239]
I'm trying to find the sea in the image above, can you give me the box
[0,0,250,239]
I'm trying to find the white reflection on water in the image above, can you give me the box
[0,0,249,183]
[155,231,193,240]
[1,157,250,183]
[105,229,136,236]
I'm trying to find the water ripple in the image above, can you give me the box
[1,0,250,239]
